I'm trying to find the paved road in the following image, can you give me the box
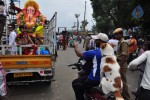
[7,42,139,100]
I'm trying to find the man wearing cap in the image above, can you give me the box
[72,33,108,100]
[113,28,131,100]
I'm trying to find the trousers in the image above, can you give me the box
[119,62,131,100]
[138,87,150,100]
[72,77,99,100]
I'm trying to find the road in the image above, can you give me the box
[7,42,139,100]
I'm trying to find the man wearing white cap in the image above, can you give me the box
[72,33,108,100]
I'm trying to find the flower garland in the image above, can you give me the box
[18,12,43,34]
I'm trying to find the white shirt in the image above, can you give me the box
[108,39,119,52]
[9,30,17,54]
[128,51,150,90]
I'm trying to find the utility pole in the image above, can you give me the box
[74,14,80,35]
[91,20,96,34]
[83,1,87,32]
[71,22,76,35]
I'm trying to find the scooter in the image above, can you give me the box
[68,58,115,100]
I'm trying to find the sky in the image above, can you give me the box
[7,0,95,32]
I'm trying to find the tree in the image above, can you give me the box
[139,0,150,35]
[80,20,88,31]
[90,0,150,35]
[90,0,137,32]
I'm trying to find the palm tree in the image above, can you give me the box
[81,20,88,31]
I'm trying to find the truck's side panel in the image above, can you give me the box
[0,55,52,69]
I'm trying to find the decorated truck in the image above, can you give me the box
[0,0,57,85]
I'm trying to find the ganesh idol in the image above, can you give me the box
[16,0,46,38]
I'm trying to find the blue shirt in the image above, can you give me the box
[83,48,102,81]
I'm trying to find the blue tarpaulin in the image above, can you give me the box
[36,50,51,55]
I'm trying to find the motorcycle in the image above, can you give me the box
[68,58,115,100]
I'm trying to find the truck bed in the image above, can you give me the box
[0,55,52,69]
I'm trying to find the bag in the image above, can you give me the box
[36,50,50,55]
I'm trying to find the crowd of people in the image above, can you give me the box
[72,27,150,100]
[56,32,83,50]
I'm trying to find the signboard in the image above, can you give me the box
[132,5,144,19]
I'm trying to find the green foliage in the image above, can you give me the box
[90,0,150,35]
[139,0,150,35]
[96,16,113,33]
[80,20,88,31]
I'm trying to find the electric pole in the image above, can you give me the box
[74,14,80,35]
[83,1,87,32]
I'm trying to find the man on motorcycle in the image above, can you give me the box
[72,33,109,100]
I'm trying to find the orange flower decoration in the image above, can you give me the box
[24,0,39,10]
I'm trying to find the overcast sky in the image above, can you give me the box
[9,0,95,32]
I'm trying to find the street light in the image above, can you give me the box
[74,14,80,35]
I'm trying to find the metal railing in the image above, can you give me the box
[0,12,57,55]
[0,44,52,55]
